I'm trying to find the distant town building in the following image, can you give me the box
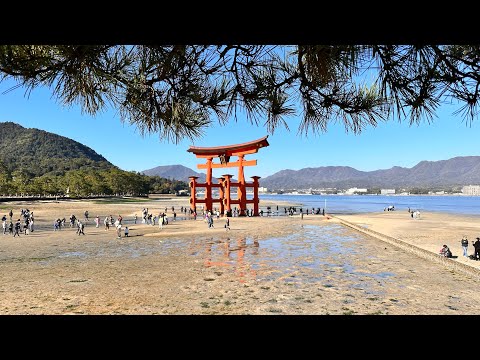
[346,187,367,195]
[381,189,396,195]
[258,187,268,193]
[462,185,480,195]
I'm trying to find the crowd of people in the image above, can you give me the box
[440,235,480,260]
[1,209,35,237]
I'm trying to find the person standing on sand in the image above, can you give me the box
[116,223,122,239]
[134,214,137,224]
[95,216,100,228]
[473,237,480,260]
[225,218,230,231]
[461,235,469,258]
[124,226,129,237]
[13,219,21,237]
[9,210,13,221]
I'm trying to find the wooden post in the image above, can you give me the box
[218,177,225,216]
[189,176,199,212]
[237,155,246,216]
[222,174,233,215]
[205,157,213,212]
[251,176,261,216]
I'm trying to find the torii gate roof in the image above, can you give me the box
[187,135,269,157]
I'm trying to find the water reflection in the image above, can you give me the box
[203,237,259,282]
[15,222,398,294]
[187,224,397,292]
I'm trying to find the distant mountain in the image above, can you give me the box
[142,164,207,183]
[261,156,480,190]
[0,121,115,176]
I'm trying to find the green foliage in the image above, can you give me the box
[147,175,187,194]
[407,187,429,195]
[0,167,188,197]
[0,122,189,196]
[0,122,112,177]
[2,45,480,142]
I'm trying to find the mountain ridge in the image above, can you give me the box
[142,164,207,183]
[261,156,480,189]
[144,156,480,190]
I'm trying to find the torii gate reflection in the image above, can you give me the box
[204,237,259,282]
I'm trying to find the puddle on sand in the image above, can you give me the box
[186,223,398,291]
[58,251,87,258]
[10,223,398,293]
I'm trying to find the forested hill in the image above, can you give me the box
[0,122,114,176]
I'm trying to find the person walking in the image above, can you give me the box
[29,216,34,232]
[13,219,21,237]
[77,220,85,235]
[225,217,230,231]
[124,226,129,237]
[461,235,469,258]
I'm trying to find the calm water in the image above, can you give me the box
[259,194,480,216]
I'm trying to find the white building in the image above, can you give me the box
[258,187,268,193]
[381,189,396,195]
[462,185,480,195]
[346,187,367,195]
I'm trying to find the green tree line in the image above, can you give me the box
[0,166,188,197]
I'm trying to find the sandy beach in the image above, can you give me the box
[1,197,480,314]
[336,210,480,270]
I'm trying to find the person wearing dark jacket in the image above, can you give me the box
[472,237,480,260]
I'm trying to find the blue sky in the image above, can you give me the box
[1,77,479,179]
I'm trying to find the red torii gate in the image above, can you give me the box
[187,136,269,216]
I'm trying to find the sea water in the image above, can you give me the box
[260,194,480,216]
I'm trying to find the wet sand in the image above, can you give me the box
[1,198,480,314]
[336,210,480,270]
